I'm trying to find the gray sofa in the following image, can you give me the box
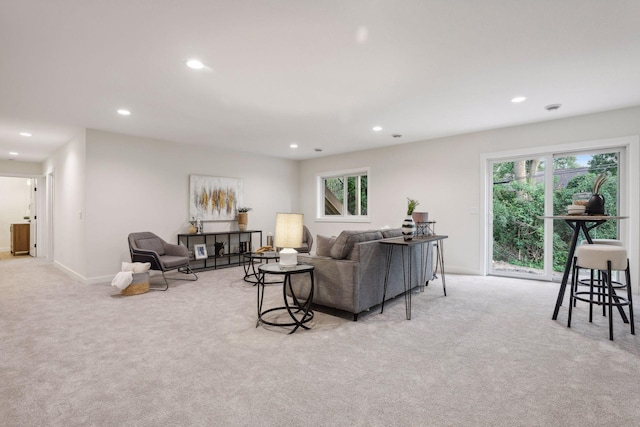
[290,228,434,320]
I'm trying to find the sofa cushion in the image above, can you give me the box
[330,230,384,260]
[316,235,336,257]
[381,228,403,238]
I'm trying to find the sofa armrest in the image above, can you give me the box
[292,255,360,312]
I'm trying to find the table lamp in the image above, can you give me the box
[275,213,303,268]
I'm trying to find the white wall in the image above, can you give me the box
[0,177,31,251]
[298,106,640,287]
[43,130,87,278]
[83,129,298,282]
[0,160,42,176]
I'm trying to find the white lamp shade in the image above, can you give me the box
[274,213,303,248]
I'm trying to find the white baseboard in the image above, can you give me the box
[52,261,122,285]
[53,261,86,283]
[85,274,116,285]
[444,266,483,276]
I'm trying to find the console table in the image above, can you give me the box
[178,230,262,271]
[379,235,448,320]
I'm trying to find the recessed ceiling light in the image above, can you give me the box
[290,143,298,149]
[186,59,205,70]
[9,151,18,156]
[511,96,527,103]
[372,126,383,132]
[19,132,32,137]
[117,109,131,116]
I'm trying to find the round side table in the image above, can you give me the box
[256,263,315,334]
[243,251,280,285]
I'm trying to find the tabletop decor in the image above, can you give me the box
[214,241,226,257]
[586,173,607,215]
[188,215,202,233]
[194,243,208,260]
[274,213,303,267]
[237,207,251,231]
[402,198,420,241]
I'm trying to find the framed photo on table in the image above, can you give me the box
[194,244,208,260]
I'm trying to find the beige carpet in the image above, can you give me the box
[1,256,639,426]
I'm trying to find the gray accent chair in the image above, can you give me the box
[128,232,198,291]
[292,225,313,254]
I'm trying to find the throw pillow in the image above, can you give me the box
[111,271,133,290]
[316,235,336,257]
[121,261,152,273]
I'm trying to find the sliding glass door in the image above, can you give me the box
[550,151,619,280]
[491,157,546,278]
[489,149,621,280]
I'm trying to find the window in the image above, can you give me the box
[317,168,369,222]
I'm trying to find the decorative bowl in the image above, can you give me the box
[572,192,591,207]
[567,204,586,215]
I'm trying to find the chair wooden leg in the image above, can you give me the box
[607,262,614,341]
[626,261,635,335]
[567,259,577,328]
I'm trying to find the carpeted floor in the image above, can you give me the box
[1,256,639,426]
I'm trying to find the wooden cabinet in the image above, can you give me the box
[10,223,30,255]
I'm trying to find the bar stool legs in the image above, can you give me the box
[568,245,635,340]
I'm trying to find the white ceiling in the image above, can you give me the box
[1,0,640,163]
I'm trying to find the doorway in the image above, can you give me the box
[0,174,48,259]
[0,176,34,257]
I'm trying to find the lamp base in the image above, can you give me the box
[279,248,298,268]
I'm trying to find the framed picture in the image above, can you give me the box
[194,244,208,260]
[190,175,243,221]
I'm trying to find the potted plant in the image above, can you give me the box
[403,198,419,241]
[237,207,252,231]
[586,173,607,215]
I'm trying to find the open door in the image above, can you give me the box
[29,177,37,257]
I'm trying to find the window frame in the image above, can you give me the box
[480,136,636,283]
[316,167,370,223]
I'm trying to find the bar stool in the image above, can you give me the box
[568,244,635,340]
[575,239,625,312]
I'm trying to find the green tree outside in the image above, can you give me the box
[493,155,618,273]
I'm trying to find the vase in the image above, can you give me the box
[238,212,248,231]
[585,194,605,215]
[215,242,226,257]
[402,215,416,241]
